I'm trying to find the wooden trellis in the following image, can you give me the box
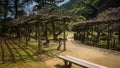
[7,13,70,52]
[72,7,120,51]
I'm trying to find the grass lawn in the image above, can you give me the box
[0,38,60,68]
[0,61,48,68]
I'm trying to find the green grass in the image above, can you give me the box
[29,41,38,46]
[0,39,60,68]
[0,61,48,68]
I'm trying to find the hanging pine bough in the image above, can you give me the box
[8,14,70,26]
[71,7,120,51]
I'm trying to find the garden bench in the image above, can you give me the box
[57,55,108,68]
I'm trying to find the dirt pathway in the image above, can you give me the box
[45,34,120,68]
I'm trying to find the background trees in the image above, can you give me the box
[61,0,120,19]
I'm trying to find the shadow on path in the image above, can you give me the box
[11,40,36,61]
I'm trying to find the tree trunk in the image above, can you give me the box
[14,0,18,18]
[52,22,56,40]
[4,0,8,23]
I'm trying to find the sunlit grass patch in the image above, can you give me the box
[29,41,38,46]
[0,61,48,68]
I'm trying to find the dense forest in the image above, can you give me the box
[61,0,120,19]
[0,0,120,21]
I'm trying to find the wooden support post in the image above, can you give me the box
[83,31,85,43]
[78,32,80,40]
[77,32,79,40]
[17,26,21,42]
[37,17,42,53]
[25,23,28,46]
[28,25,31,41]
[74,33,76,40]
[86,28,89,45]
[92,26,94,46]
[92,25,96,46]
[64,60,68,68]
[68,62,72,68]
[118,25,120,45]
[107,23,110,49]
[76,32,78,40]
[35,22,38,41]
[79,32,81,41]
[44,22,49,44]
[113,38,115,49]
[63,21,66,51]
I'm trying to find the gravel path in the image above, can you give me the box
[45,34,120,68]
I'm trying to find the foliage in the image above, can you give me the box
[61,0,120,19]
[61,0,99,19]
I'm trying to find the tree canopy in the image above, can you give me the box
[61,0,120,19]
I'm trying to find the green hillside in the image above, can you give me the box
[61,0,120,19]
